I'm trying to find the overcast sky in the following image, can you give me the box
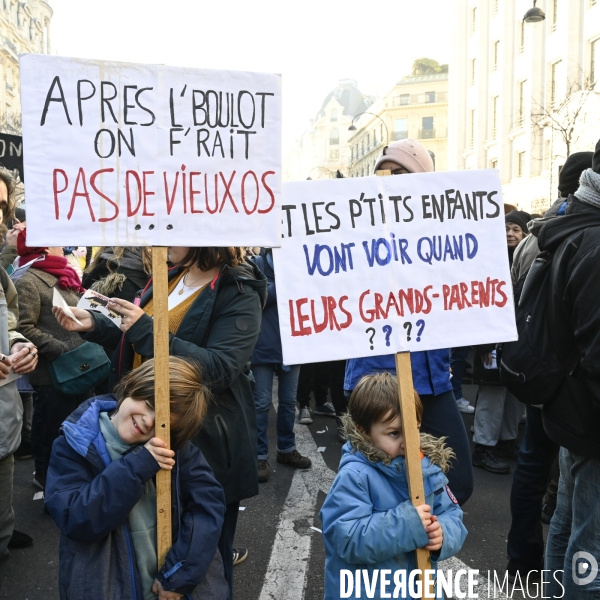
[48,0,451,152]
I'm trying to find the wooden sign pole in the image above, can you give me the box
[377,170,432,598]
[152,246,172,568]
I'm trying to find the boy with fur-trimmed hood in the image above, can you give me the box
[320,372,467,600]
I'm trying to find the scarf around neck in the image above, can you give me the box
[17,230,84,293]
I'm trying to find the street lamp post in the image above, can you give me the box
[523,0,545,23]
[348,112,390,144]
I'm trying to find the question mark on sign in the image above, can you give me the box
[403,322,412,342]
[365,327,376,350]
[416,319,426,342]
[382,325,392,347]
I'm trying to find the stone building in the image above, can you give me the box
[0,0,53,132]
[283,79,374,181]
[348,72,449,177]
[449,0,600,213]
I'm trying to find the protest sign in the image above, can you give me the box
[0,133,24,182]
[20,54,282,247]
[274,170,517,365]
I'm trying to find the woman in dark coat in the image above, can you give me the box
[54,246,266,599]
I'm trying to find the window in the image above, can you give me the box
[425,91,436,103]
[518,80,527,127]
[366,133,370,149]
[493,41,500,70]
[491,159,498,170]
[551,61,562,107]
[330,109,338,122]
[492,96,499,139]
[517,151,526,177]
[351,147,354,161]
[552,0,558,30]
[421,116,434,139]
[330,128,339,145]
[469,109,475,148]
[330,149,339,159]
[592,39,600,87]
[399,94,410,105]
[471,7,477,33]
[471,58,476,85]
[519,20,526,52]
[394,118,408,140]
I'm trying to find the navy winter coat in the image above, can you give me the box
[250,251,283,364]
[46,396,227,600]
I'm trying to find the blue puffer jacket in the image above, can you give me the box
[344,350,452,396]
[320,430,467,600]
[45,396,228,600]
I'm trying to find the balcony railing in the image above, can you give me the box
[393,92,448,107]
[392,131,408,141]
[2,37,18,55]
[419,129,436,139]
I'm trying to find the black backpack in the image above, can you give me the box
[498,249,580,405]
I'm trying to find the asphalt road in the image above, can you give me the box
[1,382,545,599]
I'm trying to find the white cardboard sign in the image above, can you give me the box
[274,170,517,365]
[20,54,282,247]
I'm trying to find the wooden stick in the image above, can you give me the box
[377,169,432,598]
[152,246,172,568]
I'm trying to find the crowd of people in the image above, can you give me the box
[0,135,599,599]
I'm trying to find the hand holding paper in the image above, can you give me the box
[52,289,94,333]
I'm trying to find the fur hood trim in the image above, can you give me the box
[341,413,455,472]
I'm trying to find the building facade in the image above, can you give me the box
[348,73,448,177]
[0,0,53,132]
[283,79,373,181]
[449,0,600,213]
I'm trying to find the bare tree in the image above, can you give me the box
[531,73,599,159]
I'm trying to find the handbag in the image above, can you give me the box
[48,341,111,396]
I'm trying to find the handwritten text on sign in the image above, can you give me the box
[273,170,517,364]
[20,54,282,247]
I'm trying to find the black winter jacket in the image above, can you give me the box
[537,196,600,458]
[84,261,267,503]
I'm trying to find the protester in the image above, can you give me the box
[505,210,531,266]
[450,346,474,413]
[505,150,593,584]
[471,211,529,474]
[296,362,336,423]
[343,139,474,505]
[0,172,39,592]
[0,206,25,271]
[83,247,152,302]
[13,230,89,492]
[251,248,311,483]
[45,357,228,600]
[54,246,266,598]
[536,147,600,597]
[320,372,467,600]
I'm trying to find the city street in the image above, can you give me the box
[2,382,543,600]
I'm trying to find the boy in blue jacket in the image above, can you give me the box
[45,357,228,600]
[320,372,467,600]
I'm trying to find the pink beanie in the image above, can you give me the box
[374,139,434,174]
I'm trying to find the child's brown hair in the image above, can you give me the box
[348,371,423,434]
[113,356,209,449]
